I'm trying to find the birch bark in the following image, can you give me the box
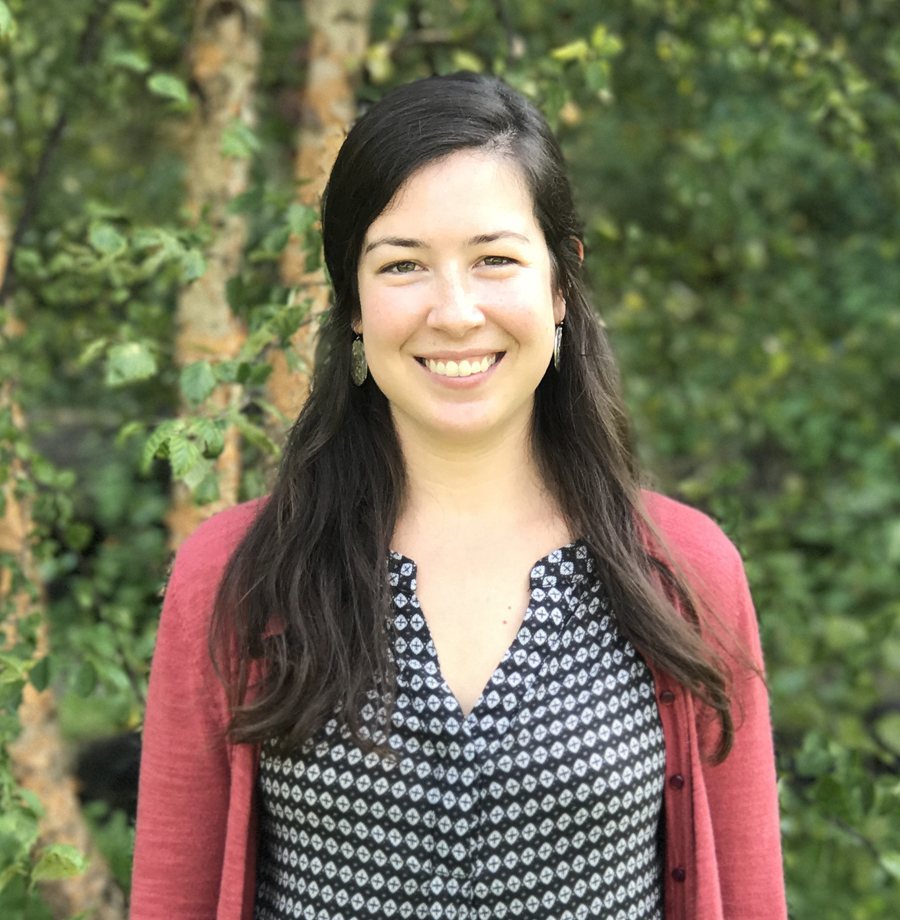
[265,0,374,422]
[166,0,270,550]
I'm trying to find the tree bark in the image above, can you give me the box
[1,175,126,920]
[166,0,269,550]
[265,0,373,422]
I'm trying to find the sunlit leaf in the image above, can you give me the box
[89,222,126,255]
[31,844,88,884]
[0,1,16,40]
[106,343,158,386]
[147,72,189,103]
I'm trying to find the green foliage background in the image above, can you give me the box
[1,0,898,917]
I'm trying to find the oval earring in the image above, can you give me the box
[351,335,368,386]
[553,323,563,371]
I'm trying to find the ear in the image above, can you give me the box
[571,236,584,262]
[351,316,362,335]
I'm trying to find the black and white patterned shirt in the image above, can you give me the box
[254,541,666,920]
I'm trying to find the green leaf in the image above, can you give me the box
[551,39,590,64]
[232,413,280,457]
[0,1,15,40]
[189,418,225,457]
[180,361,217,405]
[65,523,93,551]
[182,457,213,491]
[287,203,319,238]
[238,325,277,361]
[191,473,221,505]
[116,420,145,445]
[31,844,89,884]
[109,49,150,73]
[180,249,207,282]
[113,1,150,22]
[450,49,483,73]
[78,338,109,367]
[141,421,179,472]
[28,656,51,693]
[244,363,273,387]
[591,24,623,56]
[106,342,158,386]
[147,72,189,104]
[168,436,203,479]
[0,654,32,685]
[215,360,240,383]
[260,225,291,255]
[881,853,900,881]
[18,789,44,818]
[89,222,126,255]
[0,862,25,895]
[71,661,97,697]
[221,119,261,158]
[227,186,265,216]
[585,60,611,94]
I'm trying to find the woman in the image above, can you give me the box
[131,73,786,920]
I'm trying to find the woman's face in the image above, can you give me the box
[355,149,565,448]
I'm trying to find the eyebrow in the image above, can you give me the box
[363,230,531,255]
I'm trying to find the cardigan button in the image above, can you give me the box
[659,690,675,704]
[672,867,686,882]
[669,773,685,790]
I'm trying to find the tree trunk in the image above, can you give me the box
[1,176,126,920]
[166,0,269,550]
[265,0,373,422]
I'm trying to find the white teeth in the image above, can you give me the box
[425,355,497,377]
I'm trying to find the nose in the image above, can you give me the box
[426,269,485,337]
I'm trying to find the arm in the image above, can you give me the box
[699,546,787,919]
[130,549,232,920]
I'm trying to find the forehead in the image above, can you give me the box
[363,150,537,238]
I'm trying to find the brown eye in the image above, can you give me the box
[482,256,515,266]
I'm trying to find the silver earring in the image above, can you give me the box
[553,323,563,371]
[351,335,368,386]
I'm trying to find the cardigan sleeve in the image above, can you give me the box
[130,531,236,919]
[697,539,787,920]
[641,491,787,919]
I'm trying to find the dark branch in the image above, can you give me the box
[492,0,517,60]
[0,0,116,304]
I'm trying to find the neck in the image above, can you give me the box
[392,411,560,538]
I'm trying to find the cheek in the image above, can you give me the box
[357,293,413,354]
[490,287,558,339]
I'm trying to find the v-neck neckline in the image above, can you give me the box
[387,540,590,727]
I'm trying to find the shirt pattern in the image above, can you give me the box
[254,541,666,920]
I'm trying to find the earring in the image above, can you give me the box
[351,335,368,386]
[553,323,563,371]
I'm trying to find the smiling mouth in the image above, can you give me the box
[415,354,503,378]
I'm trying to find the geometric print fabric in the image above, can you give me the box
[254,541,666,920]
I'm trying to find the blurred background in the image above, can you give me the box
[1,1,898,917]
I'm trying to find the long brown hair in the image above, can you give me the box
[210,73,734,762]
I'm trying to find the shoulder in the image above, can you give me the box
[640,490,743,575]
[165,498,267,612]
[639,490,752,632]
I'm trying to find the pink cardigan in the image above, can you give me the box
[130,492,787,920]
